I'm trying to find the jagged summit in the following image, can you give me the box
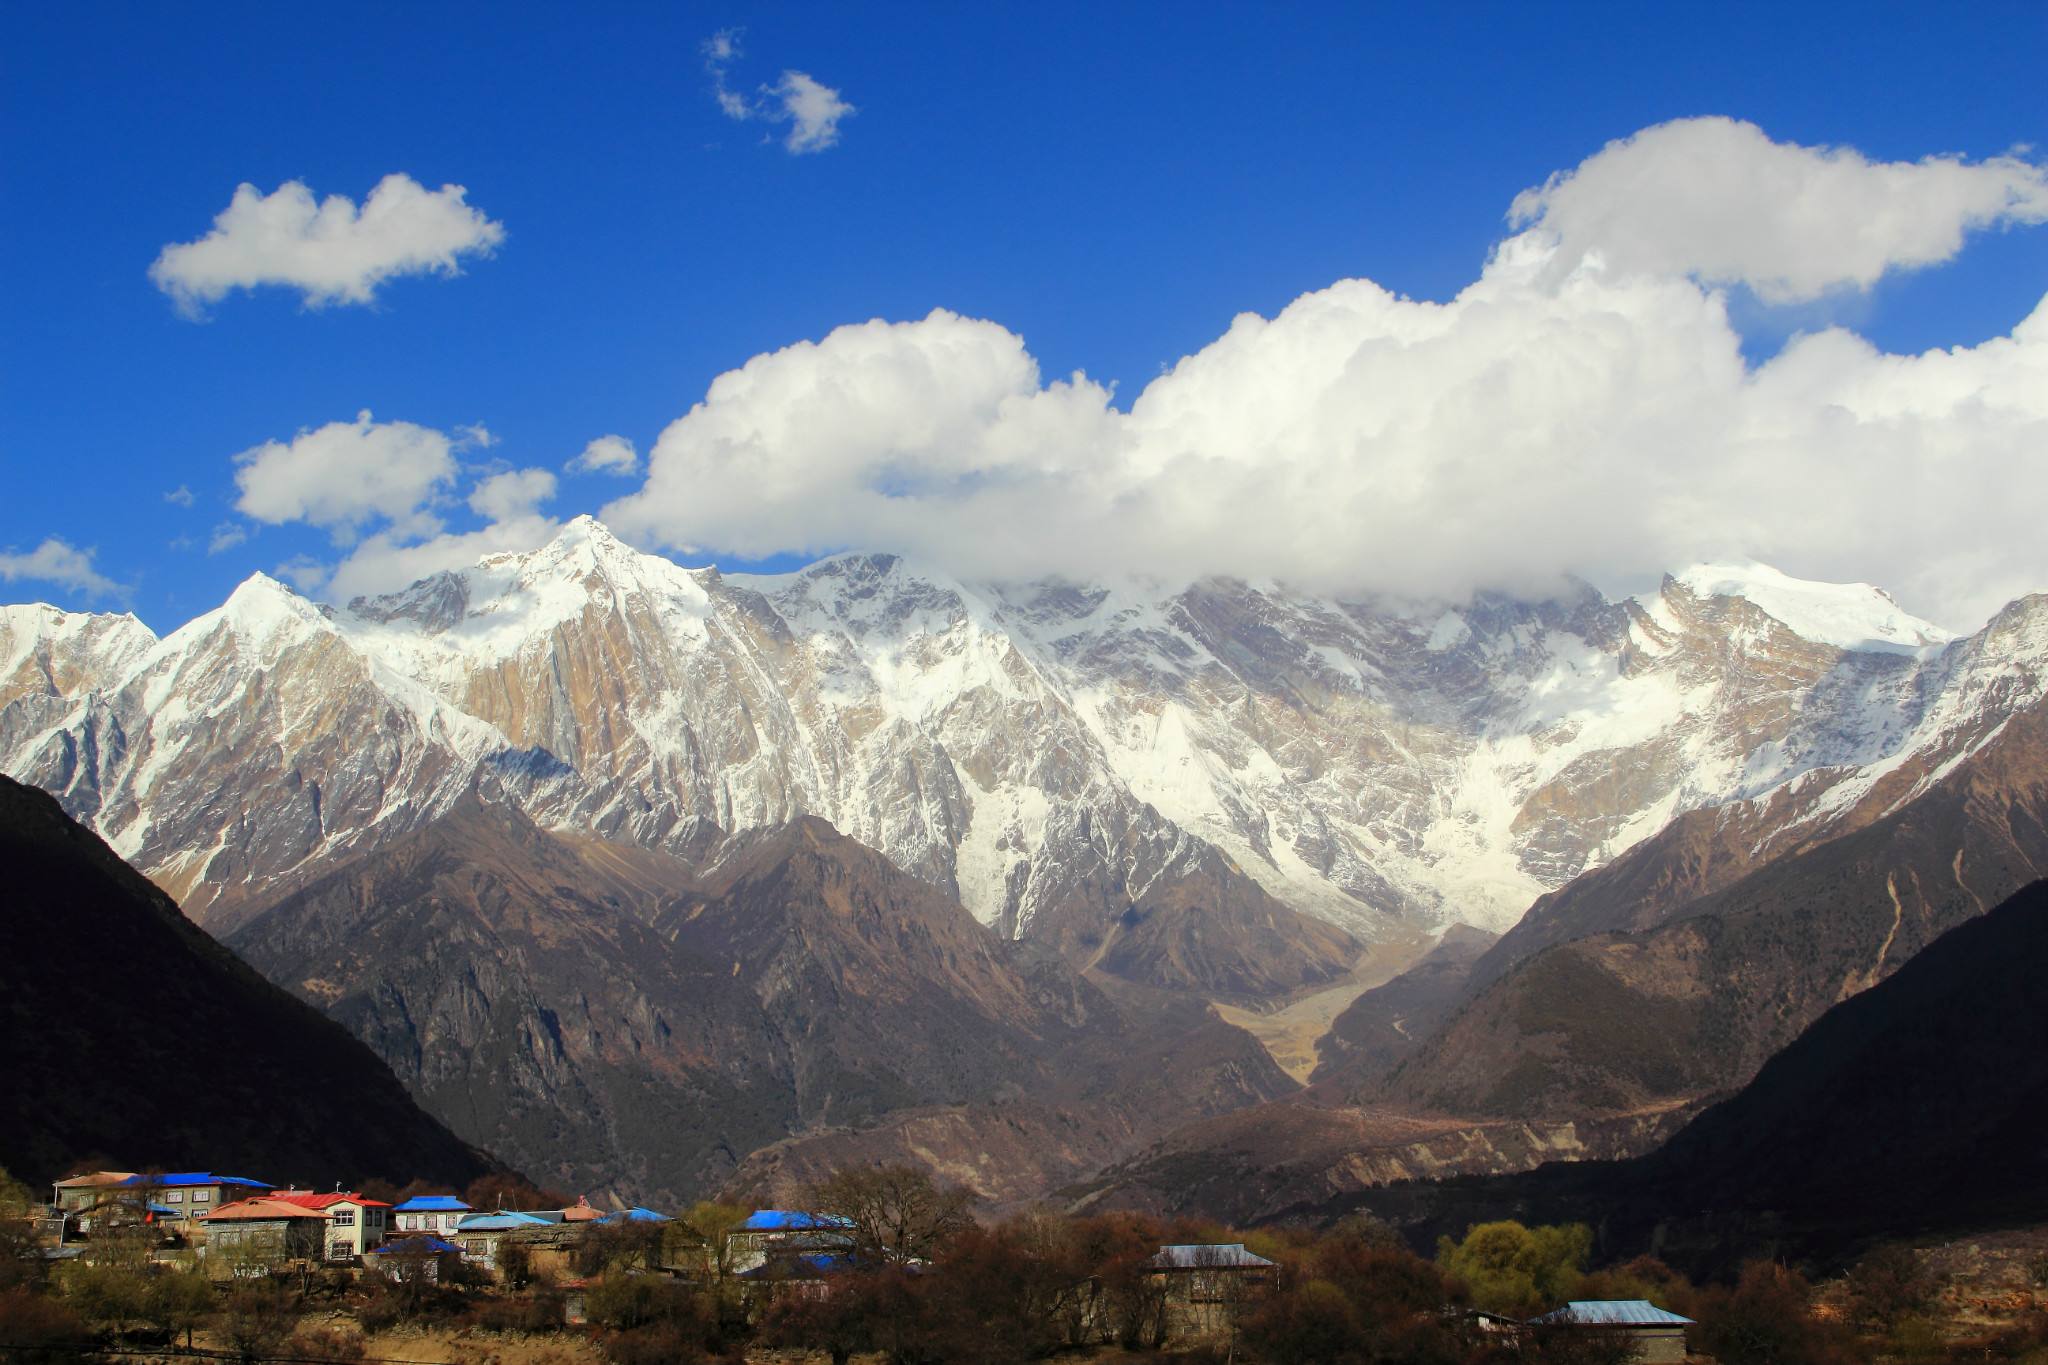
[6,531,2047,953]
[1662,560,1951,652]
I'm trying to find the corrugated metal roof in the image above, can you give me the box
[1148,1243,1277,1270]
[599,1207,672,1224]
[454,1211,555,1231]
[370,1236,463,1256]
[198,1197,329,1222]
[738,1252,865,1281]
[270,1191,391,1210]
[1534,1300,1695,1327]
[391,1195,472,1212]
[742,1209,854,1231]
[116,1172,271,1190]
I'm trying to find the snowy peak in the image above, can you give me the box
[1662,562,1952,653]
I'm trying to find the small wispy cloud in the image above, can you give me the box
[163,484,196,508]
[0,537,122,599]
[566,434,639,476]
[703,29,855,155]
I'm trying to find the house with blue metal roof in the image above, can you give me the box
[1530,1300,1695,1362]
[599,1206,672,1225]
[391,1194,472,1235]
[112,1172,271,1224]
[729,1209,856,1273]
[367,1235,465,1283]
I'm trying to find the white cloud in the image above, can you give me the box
[207,523,249,555]
[0,538,120,598]
[273,556,331,594]
[163,485,195,508]
[233,411,463,539]
[324,514,560,602]
[705,29,853,153]
[467,467,557,521]
[603,120,2048,631]
[151,174,505,314]
[566,434,640,476]
[1509,116,2048,302]
[767,71,854,154]
[219,413,562,601]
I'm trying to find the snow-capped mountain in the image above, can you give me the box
[4,517,2041,970]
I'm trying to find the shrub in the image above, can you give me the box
[0,1287,101,1365]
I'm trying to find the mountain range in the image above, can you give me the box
[7,517,2047,1206]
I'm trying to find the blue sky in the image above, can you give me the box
[4,3,2047,630]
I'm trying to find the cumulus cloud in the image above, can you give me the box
[163,485,195,508]
[233,411,466,539]
[602,121,2048,631]
[467,467,557,521]
[219,412,562,601]
[324,514,560,602]
[1510,116,2048,302]
[151,174,505,314]
[0,538,121,598]
[566,434,639,476]
[705,29,854,153]
[207,523,249,555]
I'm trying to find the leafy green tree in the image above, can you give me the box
[1436,1221,1592,1316]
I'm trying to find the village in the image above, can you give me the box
[5,1163,1740,1363]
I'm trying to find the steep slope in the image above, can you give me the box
[1376,684,2048,1123]
[1327,879,2048,1273]
[1308,924,1497,1093]
[1071,688,2048,1222]
[230,800,1296,1204]
[0,774,499,1189]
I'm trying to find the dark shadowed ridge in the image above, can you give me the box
[1325,878,2048,1274]
[0,774,502,1189]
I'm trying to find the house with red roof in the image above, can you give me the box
[196,1196,328,1271]
[269,1189,394,1262]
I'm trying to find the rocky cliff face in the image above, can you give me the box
[9,522,2034,995]
[228,800,1295,1204]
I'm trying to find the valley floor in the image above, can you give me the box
[1209,934,1429,1082]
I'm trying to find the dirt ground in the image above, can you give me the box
[1213,934,1431,1083]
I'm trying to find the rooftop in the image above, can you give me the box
[391,1195,473,1212]
[1533,1301,1696,1328]
[742,1209,855,1232]
[370,1235,462,1257]
[1148,1243,1277,1270]
[455,1210,557,1232]
[270,1190,391,1210]
[199,1197,330,1222]
[115,1172,271,1190]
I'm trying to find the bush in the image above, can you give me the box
[0,1287,102,1364]
[468,1290,566,1333]
[284,1327,368,1362]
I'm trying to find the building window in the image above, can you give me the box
[191,1191,210,1203]
[332,1211,356,1227]
[165,1192,183,1203]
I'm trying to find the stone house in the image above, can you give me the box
[197,1196,328,1272]
[1146,1243,1278,1340]
[1529,1300,1696,1363]
[727,1210,856,1274]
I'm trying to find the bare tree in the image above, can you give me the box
[801,1164,975,1266]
